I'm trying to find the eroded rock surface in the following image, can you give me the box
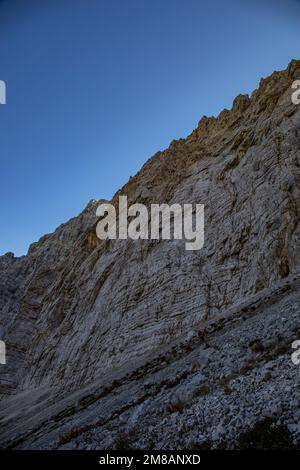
[1,60,300,449]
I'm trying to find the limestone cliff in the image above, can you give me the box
[1,60,300,449]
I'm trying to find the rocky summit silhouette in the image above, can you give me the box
[1,60,300,450]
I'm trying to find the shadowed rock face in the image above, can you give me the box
[1,60,300,449]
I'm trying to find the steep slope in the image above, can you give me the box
[1,60,300,449]
[1,272,300,449]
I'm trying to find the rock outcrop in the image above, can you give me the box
[1,60,300,449]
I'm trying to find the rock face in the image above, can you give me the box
[1,60,300,449]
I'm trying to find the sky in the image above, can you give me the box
[0,0,300,256]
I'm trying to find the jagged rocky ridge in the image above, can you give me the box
[1,60,300,449]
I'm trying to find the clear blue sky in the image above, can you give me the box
[0,0,300,256]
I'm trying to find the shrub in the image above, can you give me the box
[113,432,134,450]
[167,396,186,413]
[237,418,295,450]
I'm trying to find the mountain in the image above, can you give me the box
[1,60,300,449]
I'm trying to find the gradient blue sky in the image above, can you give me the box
[0,0,300,256]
